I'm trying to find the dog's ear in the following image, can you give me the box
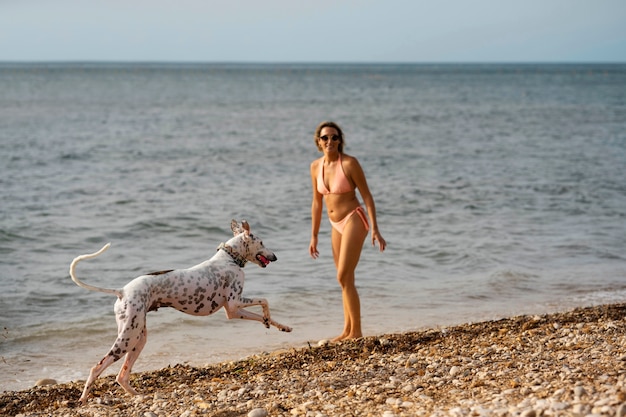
[231,219,241,236]
[241,220,250,237]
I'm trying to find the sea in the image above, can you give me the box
[1,63,625,392]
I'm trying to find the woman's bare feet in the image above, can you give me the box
[331,333,362,343]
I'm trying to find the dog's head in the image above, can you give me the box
[229,219,277,268]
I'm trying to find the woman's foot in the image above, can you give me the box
[331,333,362,343]
[331,335,347,343]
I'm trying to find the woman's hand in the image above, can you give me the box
[371,229,386,252]
[309,236,320,259]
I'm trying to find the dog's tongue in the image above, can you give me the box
[258,255,269,265]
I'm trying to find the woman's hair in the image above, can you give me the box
[314,121,344,153]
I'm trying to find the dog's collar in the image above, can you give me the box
[217,243,247,268]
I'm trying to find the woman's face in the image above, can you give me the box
[318,126,341,153]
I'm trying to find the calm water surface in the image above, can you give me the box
[1,63,625,391]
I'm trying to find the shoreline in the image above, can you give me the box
[2,303,625,416]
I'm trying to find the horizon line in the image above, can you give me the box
[0,60,625,66]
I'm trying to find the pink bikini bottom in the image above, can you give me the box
[329,206,370,234]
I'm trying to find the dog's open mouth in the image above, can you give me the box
[256,254,271,267]
[256,253,276,267]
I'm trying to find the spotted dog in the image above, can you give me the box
[69,220,292,402]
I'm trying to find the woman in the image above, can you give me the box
[309,121,386,342]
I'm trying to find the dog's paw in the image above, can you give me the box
[280,326,293,333]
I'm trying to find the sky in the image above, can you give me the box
[1,0,625,63]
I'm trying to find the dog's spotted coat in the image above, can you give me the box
[70,220,291,402]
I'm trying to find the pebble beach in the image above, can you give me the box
[2,303,626,417]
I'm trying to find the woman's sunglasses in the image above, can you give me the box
[320,135,340,142]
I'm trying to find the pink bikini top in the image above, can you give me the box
[317,154,354,195]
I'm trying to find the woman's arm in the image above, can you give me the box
[309,160,323,258]
[345,156,386,251]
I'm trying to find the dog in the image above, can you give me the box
[69,219,292,402]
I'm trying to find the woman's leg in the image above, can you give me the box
[331,212,368,341]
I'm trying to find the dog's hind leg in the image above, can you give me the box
[79,327,145,401]
[79,303,146,401]
[79,353,118,402]
[116,327,147,396]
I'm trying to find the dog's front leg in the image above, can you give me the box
[224,298,292,332]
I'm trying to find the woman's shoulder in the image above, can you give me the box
[310,157,323,171]
[341,153,362,167]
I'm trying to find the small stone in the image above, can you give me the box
[379,338,391,346]
[196,401,211,409]
[520,409,536,417]
[573,386,586,397]
[449,366,461,376]
[389,376,402,386]
[449,407,464,416]
[34,379,57,387]
[385,397,401,406]
[401,384,415,392]
[248,408,268,417]
[252,389,268,397]
[317,339,330,347]
[406,354,420,366]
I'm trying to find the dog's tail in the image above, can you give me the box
[69,243,122,298]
